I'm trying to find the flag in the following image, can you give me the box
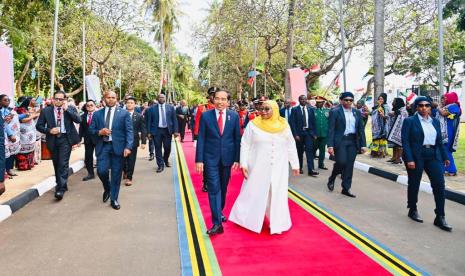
[288,68,307,102]
[248,70,261,78]
[335,76,340,87]
[355,87,365,92]
[406,92,418,104]
[247,77,254,87]
[309,64,320,72]
[256,64,265,72]
[404,72,415,78]
[303,68,310,77]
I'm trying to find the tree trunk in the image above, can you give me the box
[15,59,31,97]
[159,20,165,95]
[284,0,295,100]
[373,0,385,104]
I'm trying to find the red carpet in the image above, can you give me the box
[180,134,390,275]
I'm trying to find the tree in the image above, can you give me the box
[373,0,385,101]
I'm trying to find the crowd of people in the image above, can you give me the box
[0,87,461,233]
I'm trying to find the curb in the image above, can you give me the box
[352,160,465,206]
[0,160,85,223]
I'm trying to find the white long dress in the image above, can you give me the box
[229,123,299,234]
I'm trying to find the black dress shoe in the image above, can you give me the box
[202,184,208,192]
[299,169,304,174]
[319,166,328,170]
[82,174,95,181]
[341,189,356,198]
[156,167,164,173]
[103,191,110,203]
[308,170,319,177]
[407,209,423,223]
[434,216,452,232]
[55,191,64,200]
[165,161,171,167]
[148,154,154,161]
[111,200,121,210]
[206,224,224,235]
[327,177,335,191]
[222,216,227,223]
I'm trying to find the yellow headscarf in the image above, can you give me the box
[252,100,288,133]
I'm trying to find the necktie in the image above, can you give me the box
[87,112,93,125]
[218,111,224,135]
[303,107,308,128]
[57,107,62,136]
[104,107,112,141]
[161,105,167,127]
[286,109,289,121]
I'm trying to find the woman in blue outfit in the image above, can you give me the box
[438,92,461,176]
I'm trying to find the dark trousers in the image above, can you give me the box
[84,142,95,176]
[123,146,138,180]
[51,136,72,192]
[296,134,315,171]
[154,127,171,168]
[204,163,231,225]
[315,136,327,168]
[6,155,15,171]
[330,136,357,191]
[97,143,124,201]
[406,147,445,216]
[148,138,155,155]
[178,119,187,141]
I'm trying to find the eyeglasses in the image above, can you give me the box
[86,104,95,107]
[54,98,65,101]
[257,107,272,112]
[417,103,431,108]
[343,98,354,102]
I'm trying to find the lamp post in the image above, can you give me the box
[50,0,60,98]
[339,0,347,92]
[438,0,445,95]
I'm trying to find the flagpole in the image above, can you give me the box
[339,0,347,92]
[438,0,445,95]
[253,35,257,98]
[82,22,86,102]
[50,0,60,98]
[119,68,122,99]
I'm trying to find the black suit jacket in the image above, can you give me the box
[130,111,147,148]
[176,106,190,121]
[289,105,316,137]
[327,105,366,150]
[36,105,81,152]
[79,112,97,145]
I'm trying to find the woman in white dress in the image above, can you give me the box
[229,100,299,234]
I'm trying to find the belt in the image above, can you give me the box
[423,145,435,148]
[103,141,112,144]
[343,133,356,137]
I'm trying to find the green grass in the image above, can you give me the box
[364,120,465,173]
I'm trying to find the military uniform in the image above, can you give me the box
[314,97,330,169]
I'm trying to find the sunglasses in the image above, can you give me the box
[54,98,66,101]
[417,103,431,108]
[257,107,272,112]
[343,98,354,102]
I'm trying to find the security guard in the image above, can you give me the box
[314,96,330,170]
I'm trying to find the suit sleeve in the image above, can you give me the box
[172,106,179,133]
[327,109,336,148]
[36,109,48,134]
[356,110,367,148]
[309,108,316,137]
[79,115,85,140]
[125,112,134,150]
[401,118,414,163]
[89,112,100,136]
[289,108,296,136]
[145,108,152,135]
[234,114,241,162]
[140,114,147,145]
[240,124,252,168]
[66,106,82,124]
[195,114,206,163]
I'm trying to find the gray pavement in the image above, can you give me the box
[292,161,465,275]
[0,152,180,276]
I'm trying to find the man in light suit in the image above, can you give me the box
[289,95,319,177]
[36,90,82,200]
[89,91,133,210]
[145,93,179,173]
[327,92,367,198]
[195,89,241,235]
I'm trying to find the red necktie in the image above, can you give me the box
[218,111,224,135]
[87,112,93,125]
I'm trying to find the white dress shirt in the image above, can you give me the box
[158,104,167,128]
[301,106,308,128]
[343,108,356,135]
[418,114,436,146]
[104,106,116,141]
[215,109,226,131]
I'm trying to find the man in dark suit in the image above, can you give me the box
[279,99,293,122]
[122,97,147,186]
[79,99,97,181]
[89,91,133,210]
[401,96,452,231]
[289,95,318,176]
[195,89,241,235]
[176,99,190,143]
[145,93,179,173]
[327,92,367,198]
[36,90,81,200]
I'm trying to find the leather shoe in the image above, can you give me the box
[434,216,452,232]
[102,191,110,203]
[148,154,154,161]
[111,200,121,210]
[327,177,335,191]
[319,166,328,170]
[164,161,171,167]
[299,169,304,174]
[202,184,208,192]
[156,167,164,173]
[55,191,64,200]
[222,215,227,223]
[308,170,319,177]
[206,224,224,235]
[407,209,423,223]
[82,174,95,181]
[341,189,356,198]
